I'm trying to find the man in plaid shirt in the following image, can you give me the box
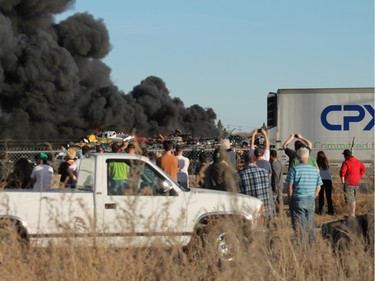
[237,152,274,219]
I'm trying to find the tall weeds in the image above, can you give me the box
[0,206,373,281]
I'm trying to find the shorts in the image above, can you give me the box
[344,184,359,204]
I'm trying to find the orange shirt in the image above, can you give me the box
[159,153,178,181]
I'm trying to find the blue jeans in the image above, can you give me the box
[290,196,315,243]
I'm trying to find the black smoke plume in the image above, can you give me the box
[0,0,218,140]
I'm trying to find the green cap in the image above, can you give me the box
[39,152,48,160]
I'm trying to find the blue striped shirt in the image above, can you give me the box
[286,163,323,199]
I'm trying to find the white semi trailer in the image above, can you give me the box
[266,88,374,167]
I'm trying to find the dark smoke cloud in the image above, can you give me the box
[0,0,218,140]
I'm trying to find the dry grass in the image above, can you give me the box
[314,190,373,227]
[0,213,373,281]
[314,174,374,228]
[0,186,373,281]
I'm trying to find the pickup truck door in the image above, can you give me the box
[97,158,188,245]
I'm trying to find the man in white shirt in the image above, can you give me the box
[175,145,190,188]
[31,152,54,191]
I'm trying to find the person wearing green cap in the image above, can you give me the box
[31,152,54,191]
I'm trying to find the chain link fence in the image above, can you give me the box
[0,145,372,192]
[0,146,248,186]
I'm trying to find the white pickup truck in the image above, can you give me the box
[0,153,263,261]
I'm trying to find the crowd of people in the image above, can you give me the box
[192,129,366,244]
[1,130,367,245]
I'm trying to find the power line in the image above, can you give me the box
[226,125,255,129]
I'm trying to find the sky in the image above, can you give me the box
[56,0,374,134]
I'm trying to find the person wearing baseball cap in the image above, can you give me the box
[340,149,366,217]
[31,152,53,191]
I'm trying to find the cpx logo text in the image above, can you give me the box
[321,105,374,131]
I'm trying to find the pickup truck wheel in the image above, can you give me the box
[213,229,240,262]
[0,221,29,253]
[201,220,241,263]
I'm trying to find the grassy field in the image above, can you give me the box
[0,216,373,281]
[0,180,373,281]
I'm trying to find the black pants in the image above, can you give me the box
[319,179,334,214]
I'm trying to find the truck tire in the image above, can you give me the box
[0,220,29,252]
[189,218,244,264]
[206,221,240,262]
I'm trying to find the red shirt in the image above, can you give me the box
[340,156,366,185]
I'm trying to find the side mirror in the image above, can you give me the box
[162,180,173,193]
